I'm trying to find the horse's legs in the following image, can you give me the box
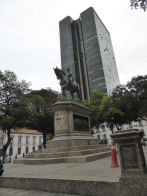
[62,87,66,97]
[77,91,80,99]
[70,90,74,98]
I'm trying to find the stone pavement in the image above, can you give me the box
[0,148,147,196]
[1,148,147,182]
[0,187,79,196]
[2,156,121,182]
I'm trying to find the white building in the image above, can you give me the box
[93,120,147,147]
[0,128,43,159]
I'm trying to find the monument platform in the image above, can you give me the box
[13,143,110,164]
[14,101,110,165]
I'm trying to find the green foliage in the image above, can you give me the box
[99,96,124,132]
[48,133,53,140]
[130,0,147,11]
[87,75,147,133]
[127,75,147,118]
[0,70,30,159]
[99,139,108,144]
[72,97,81,103]
[4,88,59,148]
[113,87,139,121]
[88,91,105,128]
[81,99,89,107]
[72,97,90,107]
[31,88,59,106]
[0,70,30,106]
[22,88,59,147]
[90,91,104,105]
[0,70,30,130]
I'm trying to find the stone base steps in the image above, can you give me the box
[46,138,104,148]
[14,138,110,165]
[14,151,111,165]
[25,147,110,159]
[36,143,107,154]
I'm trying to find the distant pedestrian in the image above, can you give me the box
[3,155,9,164]
[5,155,9,163]
[0,159,4,176]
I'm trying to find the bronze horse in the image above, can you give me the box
[53,67,81,99]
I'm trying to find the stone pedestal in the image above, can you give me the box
[49,101,95,148]
[51,101,92,138]
[111,129,147,182]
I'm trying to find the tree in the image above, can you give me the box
[130,0,147,11]
[112,85,140,121]
[87,85,141,133]
[30,88,59,106]
[72,93,104,128]
[99,96,125,133]
[25,88,59,147]
[88,91,105,128]
[72,75,147,134]
[0,70,30,161]
[127,75,147,118]
[109,84,141,131]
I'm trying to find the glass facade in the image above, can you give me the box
[59,7,120,100]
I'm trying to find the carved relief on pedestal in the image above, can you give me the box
[121,145,138,169]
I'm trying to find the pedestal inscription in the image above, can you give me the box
[55,113,68,131]
[73,114,89,131]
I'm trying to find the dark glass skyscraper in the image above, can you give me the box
[59,7,120,100]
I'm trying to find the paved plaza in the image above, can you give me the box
[2,148,147,182]
[2,155,121,182]
[0,148,147,195]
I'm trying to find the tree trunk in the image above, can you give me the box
[115,123,120,131]
[108,122,114,134]
[110,126,114,134]
[2,129,11,163]
[42,132,46,149]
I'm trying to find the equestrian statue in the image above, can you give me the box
[53,67,81,100]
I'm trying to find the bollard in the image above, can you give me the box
[111,140,119,168]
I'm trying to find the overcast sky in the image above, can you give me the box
[0,0,147,92]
